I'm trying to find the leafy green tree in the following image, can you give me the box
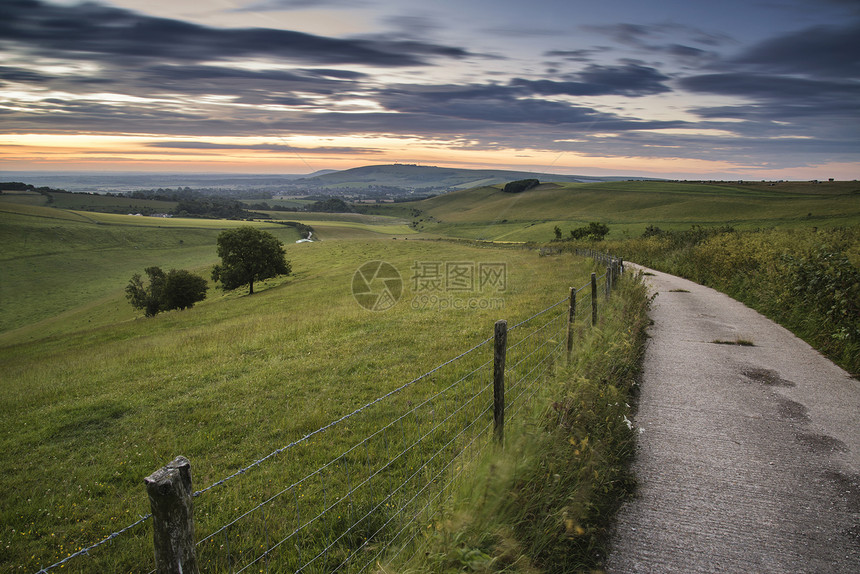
[126,266,207,317]
[503,179,540,193]
[211,227,291,295]
[163,269,209,310]
[570,222,610,241]
[126,267,167,317]
[554,225,562,240]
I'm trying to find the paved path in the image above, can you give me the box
[606,266,860,573]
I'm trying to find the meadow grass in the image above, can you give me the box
[0,204,302,337]
[1,233,597,573]
[383,270,651,573]
[6,178,851,572]
[384,180,860,242]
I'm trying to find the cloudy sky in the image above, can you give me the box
[1,0,858,179]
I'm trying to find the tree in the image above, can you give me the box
[554,225,562,240]
[570,222,610,241]
[126,266,166,317]
[503,179,540,193]
[126,267,208,317]
[211,227,291,295]
[163,269,208,310]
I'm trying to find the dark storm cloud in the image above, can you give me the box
[583,22,725,65]
[514,63,671,97]
[543,49,605,62]
[730,21,860,79]
[234,0,371,11]
[0,0,469,67]
[375,82,682,129]
[680,19,860,131]
[132,65,361,95]
[679,74,860,108]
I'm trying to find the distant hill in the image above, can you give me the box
[298,164,654,192]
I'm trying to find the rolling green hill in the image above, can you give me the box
[390,180,860,241]
[299,163,644,191]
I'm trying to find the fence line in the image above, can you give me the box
[31,251,625,574]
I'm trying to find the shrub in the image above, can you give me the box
[503,179,540,194]
[570,222,610,241]
[126,267,208,317]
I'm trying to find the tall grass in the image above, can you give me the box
[385,270,651,573]
[605,226,860,375]
[1,237,601,573]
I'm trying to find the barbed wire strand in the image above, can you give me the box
[193,335,494,499]
[508,294,570,331]
[197,354,492,551]
[254,378,493,573]
[35,513,152,574]
[343,406,494,573]
[31,262,623,574]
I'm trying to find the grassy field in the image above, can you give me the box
[0,200,414,341]
[0,188,179,213]
[0,202,304,340]
[3,177,855,573]
[0,205,609,572]
[383,180,860,241]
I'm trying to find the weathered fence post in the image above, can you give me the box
[145,456,199,574]
[493,319,507,444]
[591,272,598,326]
[566,286,576,359]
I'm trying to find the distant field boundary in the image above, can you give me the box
[33,256,626,574]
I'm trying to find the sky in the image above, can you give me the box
[0,0,858,179]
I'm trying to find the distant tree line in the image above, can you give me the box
[503,179,540,193]
[1,182,68,202]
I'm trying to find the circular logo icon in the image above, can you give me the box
[352,261,403,311]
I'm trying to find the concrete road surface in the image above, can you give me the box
[606,266,860,573]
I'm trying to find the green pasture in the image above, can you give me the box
[0,233,595,572]
[0,203,301,339]
[0,188,179,213]
[390,180,860,241]
[2,176,857,572]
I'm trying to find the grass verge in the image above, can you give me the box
[384,271,651,573]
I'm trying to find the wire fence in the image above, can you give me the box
[32,254,623,574]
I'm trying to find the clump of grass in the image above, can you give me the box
[391,272,651,572]
[668,288,690,293]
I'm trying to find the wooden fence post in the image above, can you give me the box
[591,273,598,326]
[145,456,199,574]
[493,320,507,444]
[566,286,577,359]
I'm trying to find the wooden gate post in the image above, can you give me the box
[145,456,199,574]
[493,320,507,444]
[591,273,598,326]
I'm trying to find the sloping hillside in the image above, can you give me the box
[301,164,637,191]
[399,180,860,241]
